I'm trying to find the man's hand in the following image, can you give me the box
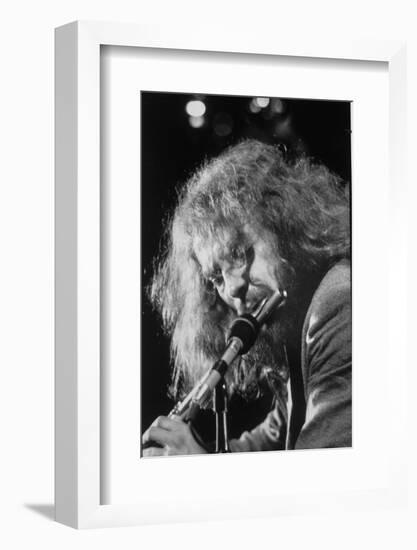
[141,415,207,457]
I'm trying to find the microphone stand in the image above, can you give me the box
[213,380,229,453]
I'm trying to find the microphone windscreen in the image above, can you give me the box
[228,314,259,354]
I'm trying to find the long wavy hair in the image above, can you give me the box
[150,140,350,402]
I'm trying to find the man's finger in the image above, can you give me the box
[142,425,177,447]
[142,446,167,457]
[151,415,182,431]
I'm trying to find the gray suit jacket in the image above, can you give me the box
[230,260,352,451]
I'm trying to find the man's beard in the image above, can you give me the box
[225,314,290,401]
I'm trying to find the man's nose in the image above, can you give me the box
[224,269,247,301]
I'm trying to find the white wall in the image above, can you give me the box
[1,0,416,547]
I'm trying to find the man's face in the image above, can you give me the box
[195,226,281,316]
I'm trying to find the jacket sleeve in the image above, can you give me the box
[295,267,352,449]
[229,400,287,452]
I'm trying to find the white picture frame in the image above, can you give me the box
[55,21,407,529]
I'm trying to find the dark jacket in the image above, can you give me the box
[230,260,352,451]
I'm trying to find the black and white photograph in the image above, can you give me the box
[141,91,352,456]
[1,0,414,543]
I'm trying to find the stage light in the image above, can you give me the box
[186,100,206,118]
[249,99,261,113]
[254,97,270,108]
[189,115,205,128]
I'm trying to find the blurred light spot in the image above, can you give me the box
[254,97,270,108]
[189,115,205,128]
[213,112,233,137]
[273,116,291,138]
[271,98,284,113]
[249,99,261,113]
[186,100,206,117]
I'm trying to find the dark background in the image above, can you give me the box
[141,91,351,445]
